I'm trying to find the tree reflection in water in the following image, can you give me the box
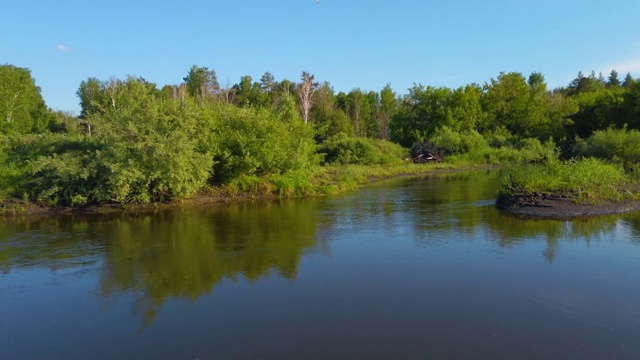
[2,171,640,329]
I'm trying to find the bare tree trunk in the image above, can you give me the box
[297,71,319,124]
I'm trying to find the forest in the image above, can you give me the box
[0,63,639,207]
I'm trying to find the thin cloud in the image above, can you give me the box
[601,57,640,75]
[56,44,69,51]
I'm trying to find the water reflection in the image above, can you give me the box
[1,200,320,326]
[0,216,105,274]
[2,171,640,358]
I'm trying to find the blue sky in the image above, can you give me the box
[2,0,639,113]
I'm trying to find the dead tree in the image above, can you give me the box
[297,71,319,124]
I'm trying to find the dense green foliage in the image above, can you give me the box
[1,62,639,207]
[573,128,640,172]
[0,65,56,133]
[317,134,406,165]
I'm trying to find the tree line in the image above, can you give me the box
[0,63,638,205]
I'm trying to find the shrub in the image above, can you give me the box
[431,127,489,155]
[515,138,559,163]
[7,133,102,206]
[317,134,407,165]
[573,128,640,172]
[83,95,214,204]
[211,105,319,183]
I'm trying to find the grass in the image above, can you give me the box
[498,157,635,204]
[219,162,460,198]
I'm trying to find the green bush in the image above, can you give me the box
[515,138,559,163]
[484,126,517,148]
[317,134,407,165]
[90,98,213,203]
[431,127,489,155]
[211,105,319,183]
[573,128,640,172]
[7,133,102,206]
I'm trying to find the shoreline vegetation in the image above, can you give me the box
[0,163,493,215]
[497,138,640,218]
[1,64,640,217]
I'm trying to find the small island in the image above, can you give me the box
[496,134,640,218]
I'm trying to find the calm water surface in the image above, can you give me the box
[1,171,640,359]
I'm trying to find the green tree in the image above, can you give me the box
[377,84,397,140]
[88,77,212,203]
[569,88,626,138]
[566,71,605,95]
[311,83,353,142]
[623,81,640,129]
[390,84,458,146]
[481,72,566,140]
[448,84,488,133]
[345,88,372,137]
[183,65,219,103]
[0,64,55,133]
[260,72,276,93]
[233,75,267,107]
[607,70,620,88]
[623,72,635,89]
[260,71,276,105]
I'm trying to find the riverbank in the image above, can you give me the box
[496,194,640,219]
[496,158,640,218]
[0,163,495,216]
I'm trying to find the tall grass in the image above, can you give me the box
[221,162,456,198]
[499,158,630,203]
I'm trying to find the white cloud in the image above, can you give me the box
[600,57,640,75]
[56,44,69,51]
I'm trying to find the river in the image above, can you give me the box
[1,170,639,359]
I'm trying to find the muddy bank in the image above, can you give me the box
[497,194,640,219]
[0,192,266,217]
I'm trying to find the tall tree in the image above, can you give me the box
[567,70,605,95]
[528,72,545,89]
[233,75,266,107]
[389,85,453,146]
[482,72,543,139]
[607,70,620,87]
[365,90,380,138]
[77,77,107,118]
[311,82,353,141]
[0,64,54,133]
[377,84,397,140]
[345,88,372,136]
[260,72,276,105]
[623,72,635,89]
[260,72,276,93]
[297,71,319,124]
[183,65,219,103]
[448,84,488,133]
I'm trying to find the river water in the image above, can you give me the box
[1,171,639,359]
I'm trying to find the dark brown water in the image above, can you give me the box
[1,171,640,359]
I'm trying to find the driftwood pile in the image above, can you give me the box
[407,141,444,163]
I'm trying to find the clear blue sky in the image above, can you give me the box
[2,0,639,113]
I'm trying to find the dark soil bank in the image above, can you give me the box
[497,194,640,219]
